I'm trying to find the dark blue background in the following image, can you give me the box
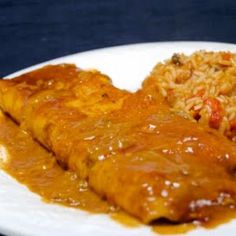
[1,0,236,77]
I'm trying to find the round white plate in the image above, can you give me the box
[1,42,236,236]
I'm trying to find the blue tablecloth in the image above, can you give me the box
[1,0,236,77]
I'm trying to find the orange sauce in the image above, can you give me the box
[152,223,195,235]
[0,112,110,213]
[1,111,236,235]
[110,211,141,227]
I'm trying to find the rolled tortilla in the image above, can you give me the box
[1,64,236,223]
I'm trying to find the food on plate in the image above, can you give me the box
[0,109,111,213]
[0,64,129,124]
[143,51,236,140]
[1,62,236,228]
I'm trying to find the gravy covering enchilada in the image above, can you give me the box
[1,63,236,228]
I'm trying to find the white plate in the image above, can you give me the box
[1,41,236,236]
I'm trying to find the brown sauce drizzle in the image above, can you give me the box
[0,112,111,213]
[1,111,236,234]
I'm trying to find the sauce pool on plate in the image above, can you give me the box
[0,111,111,213]
[1,111,236,235]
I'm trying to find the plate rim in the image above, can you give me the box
[6,41,236,78]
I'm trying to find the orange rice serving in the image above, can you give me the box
[143,51,236,141]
